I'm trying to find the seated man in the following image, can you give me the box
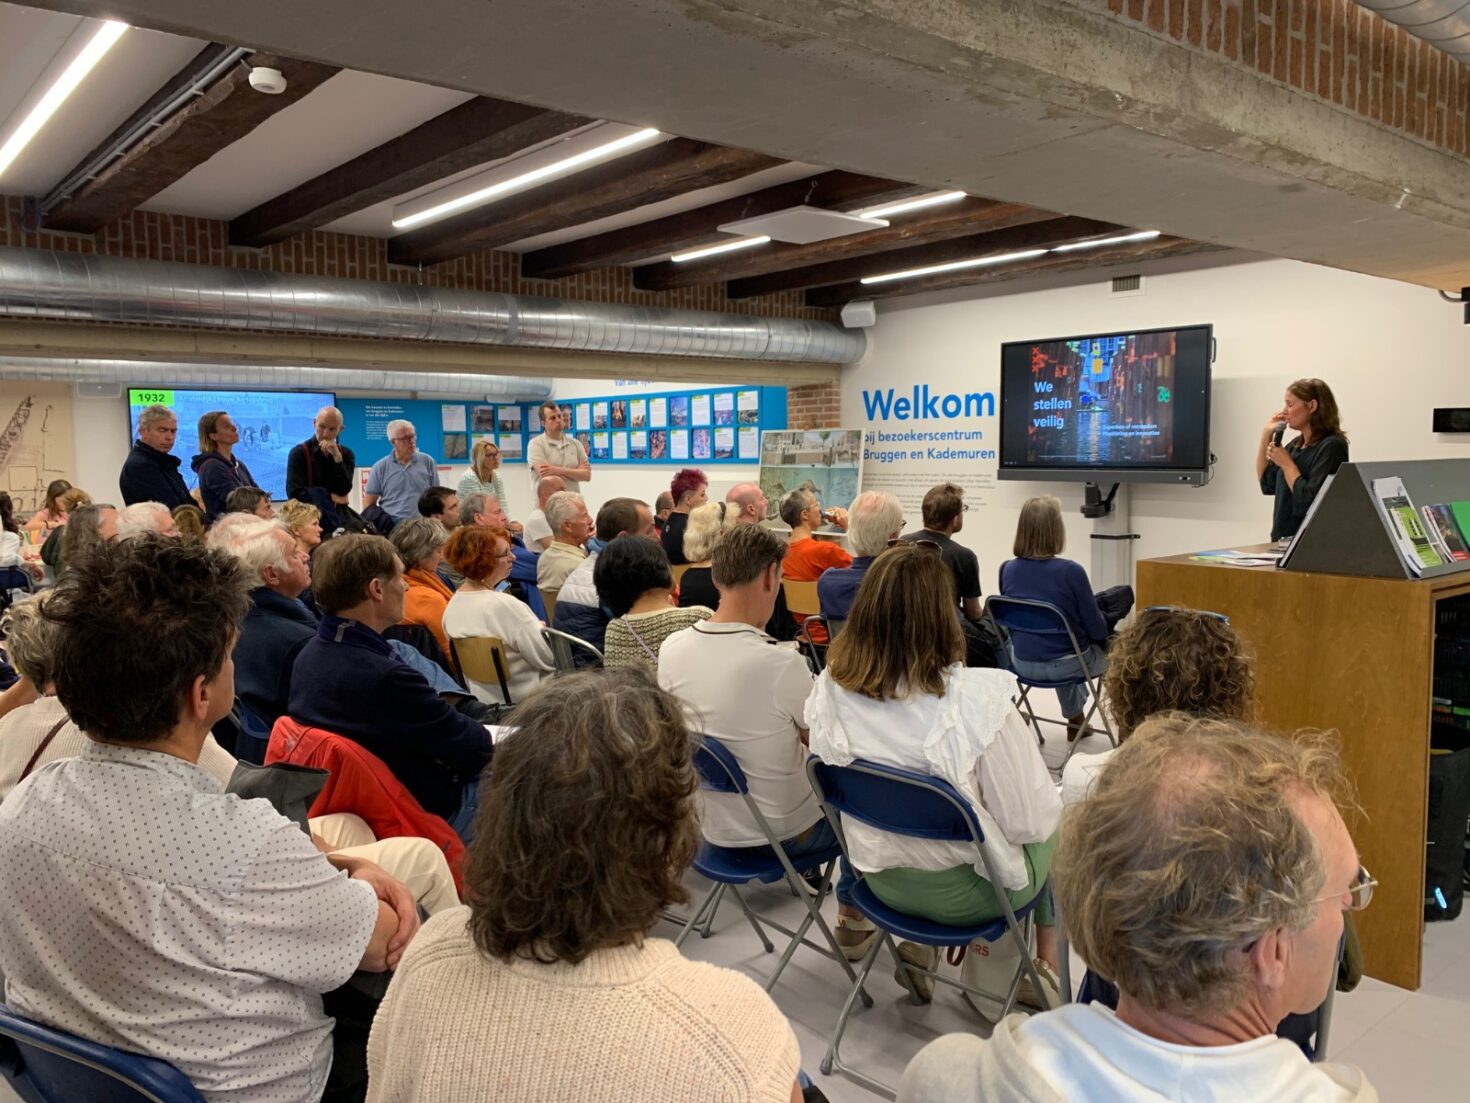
[288,534,492,834]
[817,490,903,622]
[534,491,592,601]
[226,518,317,727]
[0,535,417,1102]
[522,475,565,552]
[552,496,654,662]
[114,501,182,539]
[900,715,1375,1103]
[460,489,542,616]
[225,485,274,519]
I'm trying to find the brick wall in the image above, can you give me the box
[786,380,843,429]
[0,196,837,323]
[1076,0,1470,156]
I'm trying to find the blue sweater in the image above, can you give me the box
[234,588,318,727]
[997,557,1108,661]
[288,614,492,817]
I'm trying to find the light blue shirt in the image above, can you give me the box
[365,451,438,520]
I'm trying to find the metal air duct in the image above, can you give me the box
[1355,2,1470,67]
[0,248,865,365]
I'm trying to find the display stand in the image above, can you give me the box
[1086,483,1139,591]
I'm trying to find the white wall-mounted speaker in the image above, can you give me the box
[76,382,121,398]
[840,300,877,328]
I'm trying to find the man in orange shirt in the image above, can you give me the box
[779,489,850,643]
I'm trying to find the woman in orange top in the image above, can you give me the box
[779,488,851,642]
[389,516,456,666]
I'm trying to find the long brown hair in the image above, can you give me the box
[825,543,964,700]
[1287,378,1347,443]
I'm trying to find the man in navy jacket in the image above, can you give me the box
[118,405,192,508]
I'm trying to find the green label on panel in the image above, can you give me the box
[130,389,175,406]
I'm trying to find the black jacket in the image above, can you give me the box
[286,437,356,500]
[118,441,193,509]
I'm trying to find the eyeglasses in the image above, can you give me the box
[1320,865,1376,912]
[393,434,416,443]
[1143,605,1230,624]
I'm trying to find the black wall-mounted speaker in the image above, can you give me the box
[1433,408,1470,433]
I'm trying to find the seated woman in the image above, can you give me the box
[1062,605,1254,806]
[0,493,42,582]
[225,485,273,519]
[441,525,555,705]
[675,500,738,611]
[53,498,117,573]
[595,533,712,669]
[278,498,324,552]
[365,668,803,1102]
[661,467,708,566]
[170,503,207,545]
[806,543,1063,1001]
[998,495,1134,741]
[390,517,455,666]
[24,479,71,538]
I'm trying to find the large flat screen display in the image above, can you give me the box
[998,324,1212,485]
[127,388,335,499]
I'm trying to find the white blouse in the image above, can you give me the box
[804,665,1061,891]
[442,587,555,706]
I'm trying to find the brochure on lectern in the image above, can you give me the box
[1371,476,1443,575]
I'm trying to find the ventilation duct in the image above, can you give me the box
[1355,2,1470,68]
[0,248,865,365]
[0,358,552,401]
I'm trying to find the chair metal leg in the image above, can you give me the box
[820,933,896,1099]
[673,883,722,949]
[699,883,726,938]
[766,864,868,1001]
[730,887,775,953]
[1015,684,1047,748]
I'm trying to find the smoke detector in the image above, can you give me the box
[248,66,287,95]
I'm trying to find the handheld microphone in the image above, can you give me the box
[1271,423,1285,448]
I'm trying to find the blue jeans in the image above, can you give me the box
[744,818,856,906]
[447,779,479,843]
[1007,643,1108,718]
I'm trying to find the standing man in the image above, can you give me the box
[526,401,591,495]
[286,406,356,507]
[118,405,192,509]
[364,420,437,524]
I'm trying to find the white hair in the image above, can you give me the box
[544,491,585,534]
[220,518,295,579]
[136,404,176,432]
[847,491,904,556]
[115,501,172,540]
[460,490,497,523]
[385,418,415,441]
[204,511,266,551]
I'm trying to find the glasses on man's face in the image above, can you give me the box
[393,434,416,444]
[1320,865,1376,912]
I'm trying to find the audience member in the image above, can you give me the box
[902,716,1374,1103]
[225,519,318,728]
[816,490,903,623]
[900,483,981,618]
[364,420,437,524]
[0,535,417,1102]
[0,493,41,581]
[191,410,260,523]
[808,544,1062,1001]
[38,487,91,568]
[456,438,519,534]
[24,479,71,537]
[171,503,207,544]
[998,495,1134,740]
[119,404,192,508]
[389,517,455,665]
[661,467,708,565]
[442,525,555,705]
[460,489,542,613]
[279,498,325,551]
[1063,605,1254,806]
[55,500,117,571]
[551,496,654,661]
[535,491,591,598]
[286,405,356,507]
[289,534,493,832]
[653,489,674,535]
[366,668,801,1103]
[526,400,591,495]
[417,486,460,530]
[225,485,274,518]
[673,500,737,611]
[522,474,566,551]
[596,534,711,669]
[725,482,770,525]
[779,488,851,641]
[115,501,182,540]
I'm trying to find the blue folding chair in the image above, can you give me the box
[671,736,868,1001]
[983,595,1115,772]
[806,758,1052,1098]
[0,1003,203,1102]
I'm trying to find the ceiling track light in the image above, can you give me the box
[670,236,771,263]
[0,20,128,180]
[855,190,967,220]
[861,248,1048,285]
[392,126,664,231]
[1049,230,1161,253]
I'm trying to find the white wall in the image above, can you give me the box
[843,256,1470,592]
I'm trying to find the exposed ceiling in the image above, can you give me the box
[0,0,1219,307]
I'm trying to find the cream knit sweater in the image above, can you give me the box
[366,908,800,1102]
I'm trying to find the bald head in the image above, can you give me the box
[725,482,768,525]
[536,475,566,507]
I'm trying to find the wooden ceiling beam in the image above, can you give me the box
[518,170,917,280]
[387,139,784,267]
[633,198,1058,292]
[231,98,591,247]
[45,53,338,234]
[805,236,1223,305]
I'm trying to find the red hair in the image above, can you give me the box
[445,525,511,582]
[669,468,707,504]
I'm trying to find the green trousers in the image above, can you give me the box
[863,830,1058,927]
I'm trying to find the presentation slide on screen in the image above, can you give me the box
[999,328,1208,470]
[128,388,334,499]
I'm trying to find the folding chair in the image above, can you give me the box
[983,595,1115,772]
[806,758,1053,1098]
[670,562,693,589]
[672,736,869,1002]
[540,626,604,672]
[0,1002,204,1102]
[451,635,514,705]
[781,579,827,670]
[538,588,559,626]
[817,615,845,643]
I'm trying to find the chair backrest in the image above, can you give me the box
[0,1003,204,1102]
[782,579,821,617]
[806,758,985,846]
[820,615,846,642]
[984,595,1087,657]
[450,636,512,703]
[540,627,603,672]
[690,735,749,795]
[538,588,559,626]
[670,562,692,587]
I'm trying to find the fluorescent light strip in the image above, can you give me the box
[0,20,128,180]
[1050,229,1161,253]
[671,235,770,263]
[392,126,664,230]
[861,247,1047,285]
[856,190,966,220]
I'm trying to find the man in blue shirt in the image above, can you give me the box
[363,419,437,522]
[817,491,904,622]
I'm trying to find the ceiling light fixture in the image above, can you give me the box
[671,236,771,263]
[1049,230,1161,253]
[861,247,1048,285]
[856,190,966,220]
[392,126,664,231]
[0,20,128,180]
